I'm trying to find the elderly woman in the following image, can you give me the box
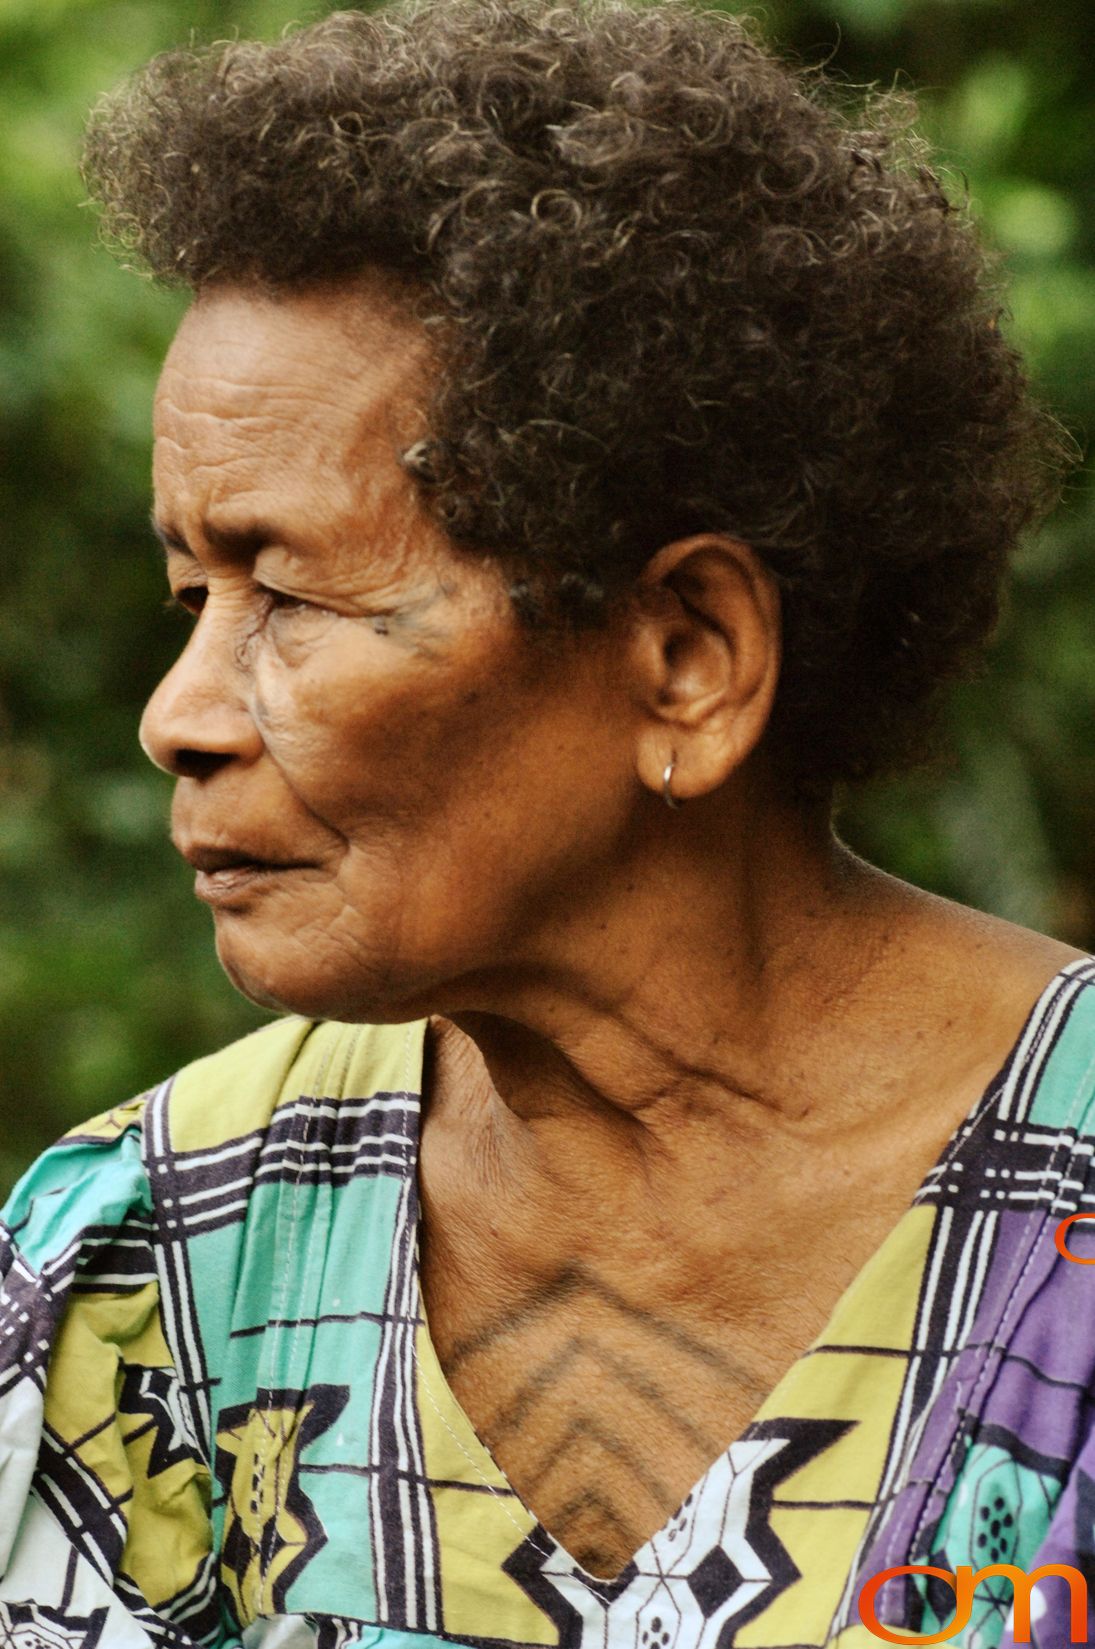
[1,0,1092,1645]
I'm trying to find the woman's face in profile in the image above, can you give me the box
[143,284,636,1023]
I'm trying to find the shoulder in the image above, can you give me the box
[0,1099,199,1631]
[0,1016,425,1634]
[2,1013,425,1284]
[1017,957,1095,1133]
[1,1092,152,1288]
[158,1012,425,1157]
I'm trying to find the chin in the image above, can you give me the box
[214,933,431,1026]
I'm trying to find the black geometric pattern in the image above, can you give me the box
[504,1417,852,1647]
[215,1384,350,1623]
[117,1364,197,1480]
[0,1603,108,1647]
[688,1545,744,1617]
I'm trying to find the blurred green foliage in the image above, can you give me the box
[1,0,1092,1190]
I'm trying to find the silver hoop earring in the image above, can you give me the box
[663,757,684,811]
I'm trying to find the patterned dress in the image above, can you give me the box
[3,959,1095,1649]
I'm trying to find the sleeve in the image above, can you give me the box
[0,1097,233,1648]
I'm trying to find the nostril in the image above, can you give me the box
[174,748,232,781]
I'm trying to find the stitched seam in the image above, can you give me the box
[403,1018,542,1553]
[256,1025,358,1599]
[408,1331,616,1606]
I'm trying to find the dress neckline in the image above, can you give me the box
[406,959,1090,1597]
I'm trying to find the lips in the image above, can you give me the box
[180,844,309,874]
[175,844,311,910]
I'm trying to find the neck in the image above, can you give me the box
[417,780,1081,1381]
[433,792,905,1127]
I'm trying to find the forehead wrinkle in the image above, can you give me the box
[160,288,435,483]
[157,352,376,459]
[155,400,339,468]
[156,409,340,531]
[159,393,404,536]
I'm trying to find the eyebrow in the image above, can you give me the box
[150,512,293,562]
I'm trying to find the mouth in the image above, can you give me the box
[180,844,314,905]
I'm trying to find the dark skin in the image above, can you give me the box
[142,277,1083,1580]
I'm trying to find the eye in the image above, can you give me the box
[258,585,315,615]
[163,587,206,620]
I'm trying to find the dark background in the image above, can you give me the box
[1,0,1092,1192]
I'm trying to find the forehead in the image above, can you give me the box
[154,280,432,503]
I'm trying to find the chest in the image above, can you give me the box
[420,1234,876,1580]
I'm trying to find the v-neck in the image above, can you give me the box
[406,961,1085,1598]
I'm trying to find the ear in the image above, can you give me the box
[626,534,782,803]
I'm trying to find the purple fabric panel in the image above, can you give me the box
[981,1215,1095,1459]
[1011,1432,1095,1648]
[846,1207,1094,1631]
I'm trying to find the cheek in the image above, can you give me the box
[250,635,501,827]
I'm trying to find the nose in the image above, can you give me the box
[139,616,264,780]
